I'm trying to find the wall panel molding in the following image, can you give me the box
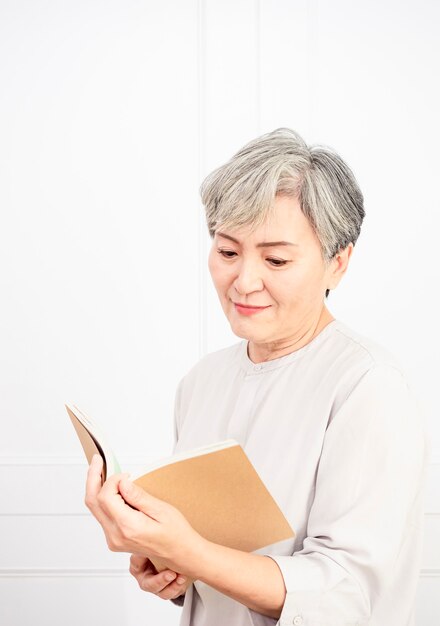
[0,568,129,578]
[2,459,439,516]
[2,457,439,466]
[1,567,439,578]
[197,0,207,359]
[0,456,153,466]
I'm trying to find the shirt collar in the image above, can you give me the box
[239,319,341,375]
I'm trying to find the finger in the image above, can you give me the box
[96,472,134,521]
[85,456,114,528]
[138,568,182,595]
[156,575,188,600]
[119,478,165,520]
[85,454,104,510]
[129,555,156,577]
[85,461,127,547]
[130,554,152,572]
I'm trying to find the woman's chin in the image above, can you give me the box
[228,319,268,343]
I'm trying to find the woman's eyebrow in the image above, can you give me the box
[216,231,299,247]
[256,240,299,248]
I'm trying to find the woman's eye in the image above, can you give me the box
[267,258,288,267]
[217,249,289,266]
[217,249,237,259]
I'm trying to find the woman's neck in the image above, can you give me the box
[247,307,335,363]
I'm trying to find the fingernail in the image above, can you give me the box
[165,573,176,582]
[176,576,186,585]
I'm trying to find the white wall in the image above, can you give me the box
[0,1,439,624]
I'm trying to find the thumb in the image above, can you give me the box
[119,478,164,520]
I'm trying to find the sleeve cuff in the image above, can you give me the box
[264,554,369,626]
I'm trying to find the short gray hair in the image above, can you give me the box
[200,128,365,286]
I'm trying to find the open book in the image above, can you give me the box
[66,403,295,579]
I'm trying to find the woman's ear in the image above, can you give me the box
[327,243,354,291]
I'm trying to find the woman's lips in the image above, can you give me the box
[233,303,271,316]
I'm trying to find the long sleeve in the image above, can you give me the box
[266,363,428,626]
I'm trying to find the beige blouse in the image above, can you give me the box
[171,319,429,626]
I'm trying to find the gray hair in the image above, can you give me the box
[200,128,365,296]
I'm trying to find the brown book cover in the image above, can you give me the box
[66,403,295,577]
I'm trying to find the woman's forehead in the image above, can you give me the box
[215,197,314,245]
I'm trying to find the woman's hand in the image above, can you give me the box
[84,454,205,575]
[85,455,285,617]
[129,553,188,600]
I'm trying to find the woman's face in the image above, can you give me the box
[208,194,348,346]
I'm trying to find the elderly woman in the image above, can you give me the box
[86,128,428,626]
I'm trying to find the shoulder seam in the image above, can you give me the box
[334,327,406,378]
[343,362,409,410]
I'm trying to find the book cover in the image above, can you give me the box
[66,403,295,573]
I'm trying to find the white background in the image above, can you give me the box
[0,0,439,624]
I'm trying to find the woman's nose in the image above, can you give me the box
[233,260,264,295]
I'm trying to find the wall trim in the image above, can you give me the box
[0,567,439,579]
[0,456,149,466]
[255,0,261,133]
[420,569,440,578]
[0,513,90,517]
[3,511,440,520]
[3,457,440,467]
[197,0,207,360]
[0,568,129,578]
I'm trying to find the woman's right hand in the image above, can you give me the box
[129,553,188,601]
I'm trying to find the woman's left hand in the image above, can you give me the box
[85,454,204,574]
